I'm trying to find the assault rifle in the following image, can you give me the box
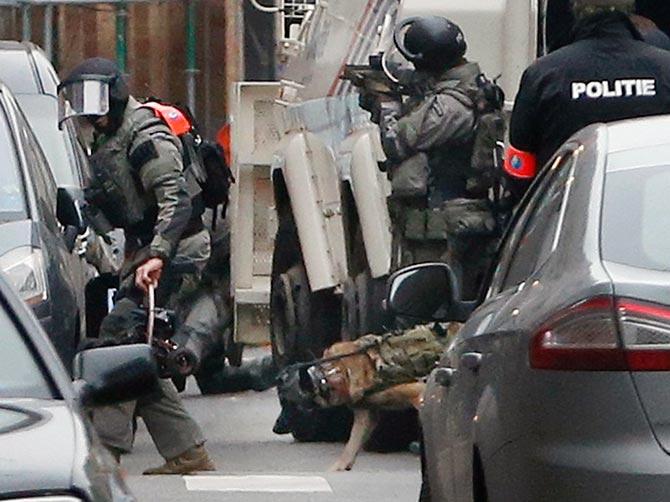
[341,56,427,99]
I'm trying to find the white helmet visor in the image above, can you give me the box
[58,78,110,127]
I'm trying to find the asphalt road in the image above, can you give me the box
[123,359,421,502]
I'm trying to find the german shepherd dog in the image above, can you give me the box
[318,341,426,472]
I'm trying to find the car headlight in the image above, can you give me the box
[0,247,48,305]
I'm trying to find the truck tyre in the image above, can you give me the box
[270,259,352,442]
[342,270,387,340]
[340,277,359,341]
[270,270,298,369]
[355,270,387,335]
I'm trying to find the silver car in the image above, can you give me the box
[388,115,670,502]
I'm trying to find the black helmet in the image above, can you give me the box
[58,57,129,131]
[394,16,467,72]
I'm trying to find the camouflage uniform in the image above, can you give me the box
[88,97,209,459]
[379,62,498,298]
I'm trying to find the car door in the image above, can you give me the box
[440,148,579,502]
[10,95,85,354]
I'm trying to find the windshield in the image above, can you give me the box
[0,105,27,220]
[0,50,40,94]
[0,303,52,399]
[15,94,78,186]
[602,153,670,271]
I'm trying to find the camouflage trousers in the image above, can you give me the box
[93,230,211,459]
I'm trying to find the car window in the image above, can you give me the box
[31,49,59,96]
[602,160,670,271]
[0,50,40,94]
[67,121,91,185]
[0,303,53,399]
[0,103,28,220]
[12,99,59,228]
[15,94,78,186]
[496,152,577,292]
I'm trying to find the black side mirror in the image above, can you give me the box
[73,344,159,407]
[57,187,87,252]
[386,263,477,323]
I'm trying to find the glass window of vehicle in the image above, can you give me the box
[0,50,40,94]
[15,94,79,186]
[0,103,28,220]
[68,121,92,185]
[496,151,577,291]
[31,48,59,96]
[11,98,59,228]
[603,145,670,271]
[0,302,53,399]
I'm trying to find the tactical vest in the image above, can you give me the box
[393,75,505,247]
[85,104,202,243]
[357,324,450,391]
[85,108,150,232]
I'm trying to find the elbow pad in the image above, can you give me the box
[504,146,538,179]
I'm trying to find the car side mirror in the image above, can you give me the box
[57,187,87,252]
[73,344,159,407]
[386,263,478,323]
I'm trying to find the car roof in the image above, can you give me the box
[0,41,35,53]
[0,40,58,97]
[604,115,670,154]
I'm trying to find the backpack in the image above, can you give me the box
[199,140,235,220]
[458,74,507,196]
[141,100,235,222]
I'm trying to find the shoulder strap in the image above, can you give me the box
[141,102,192,137]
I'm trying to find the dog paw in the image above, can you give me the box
[329,460,353,472]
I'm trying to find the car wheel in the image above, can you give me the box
[270,216,352,442]
[419,439,432,502]
[473,448,489,502]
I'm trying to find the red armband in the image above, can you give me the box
[504,146,538,180]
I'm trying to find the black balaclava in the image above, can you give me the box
[62,58,129,134]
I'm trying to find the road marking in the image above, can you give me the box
[183,475,333,493]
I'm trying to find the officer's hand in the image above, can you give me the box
[135,257,164,293]
[358,91,378,113]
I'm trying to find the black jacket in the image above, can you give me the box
[510,13,670,168]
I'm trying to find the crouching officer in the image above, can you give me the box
[58,58,215,475]
[506,1,670,198]
[362,16,506,298]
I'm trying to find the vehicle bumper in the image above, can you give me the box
[487,436,670,502]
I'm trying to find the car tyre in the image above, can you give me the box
[419,440,432,502]
[270,218,352,442]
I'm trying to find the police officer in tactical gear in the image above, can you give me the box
[59,58,215,474]
[363,16,504,298]
[505,1,670,196]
